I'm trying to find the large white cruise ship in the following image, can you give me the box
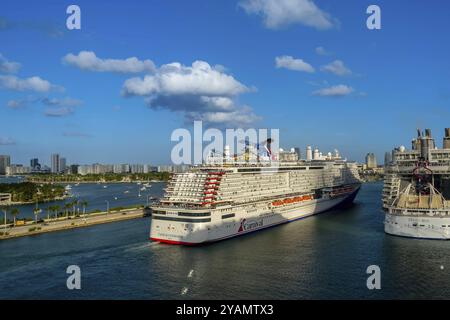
[383,128,450,239]
[150,147,361,245]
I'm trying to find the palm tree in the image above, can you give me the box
[81,200,88,216]
[10,208,19,227]
[1,205,10,229]
[71,199,79,216]
[54,205,61,220]
[33,207,41,224]
[45,206,50,221]
[64,203,71,218]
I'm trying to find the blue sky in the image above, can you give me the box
[1,0,450,166]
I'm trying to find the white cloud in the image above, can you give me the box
[44,107,75,117]
[0,54,21,73]
[63,51,156,73]
[320,60,352,76]
[122,60,259,126]
[0,137,15,145]
[239,0,336,30]
[0,75,58,92]
[275,55,315,73]
[42,97,83,108]
[313,84,353,97]
[7,99,28,109]
[315,46,332,56]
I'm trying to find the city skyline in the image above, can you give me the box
[1,1,450,165]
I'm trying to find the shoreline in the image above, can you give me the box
[0,207,151,240]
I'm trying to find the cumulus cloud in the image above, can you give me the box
[122,60,259,127]
[0,137,15,145]
[63,51,156,73]
[0,75,60,92]
[320,60,352,76]
[0,54,21,73]
[313,84,353,97]
[239,0,336,30]
[315,46,332,56]
[275,55,315,73]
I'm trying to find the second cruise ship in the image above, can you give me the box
[150,145,361,245]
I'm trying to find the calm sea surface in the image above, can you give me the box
[1,181,450,299]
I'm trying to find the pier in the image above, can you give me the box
[0,207,151,240]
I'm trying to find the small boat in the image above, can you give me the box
[124,190,130,194]
[143,183,151,188]
[114,197,118,200]
[140,186,146,191]
[65,185,72,190]
[103,185,108,188]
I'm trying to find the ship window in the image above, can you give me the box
[152,216,211,223]
[222,213,235,219]
[178,212,211,217]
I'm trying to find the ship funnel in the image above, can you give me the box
[444,128,450,149]
[420,129,435,159]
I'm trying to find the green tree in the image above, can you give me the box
[33,207,41,224]
[10,208,20,227]
[81,200,88,216]
[54,205,61,219]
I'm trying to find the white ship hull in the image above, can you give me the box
[150,187,360,245]
[385,212,450,240]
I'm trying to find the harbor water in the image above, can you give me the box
[1,182,450,299]
[0,178,165,220]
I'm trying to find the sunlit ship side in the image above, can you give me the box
[150,148,361,245]
[383,128,450,239]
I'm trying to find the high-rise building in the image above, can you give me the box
[51,154,60,173]
[384,152,392,166]
[59,157,67,173]
[365,153,377,169]
[30,158,40,170]
[0,155,11,175]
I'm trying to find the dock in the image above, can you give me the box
[0,207,151,240]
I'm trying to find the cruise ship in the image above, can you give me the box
[150,145,361,245]
[383,128,450,239]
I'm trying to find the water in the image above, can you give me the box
[2,182,166,220]
[1,182,450,299]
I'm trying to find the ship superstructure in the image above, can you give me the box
[383,128,450,239]
[150,147,361,245]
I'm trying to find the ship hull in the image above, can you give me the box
[385,212,450,240]
[150,186,360,245]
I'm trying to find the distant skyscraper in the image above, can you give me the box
[30,158,40,170]
[0,155,11,175]
[294,147,301,160]
[59,157,66,173]
[365,153,377,169]
[51,154,60,173]
[384,152,392,166]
